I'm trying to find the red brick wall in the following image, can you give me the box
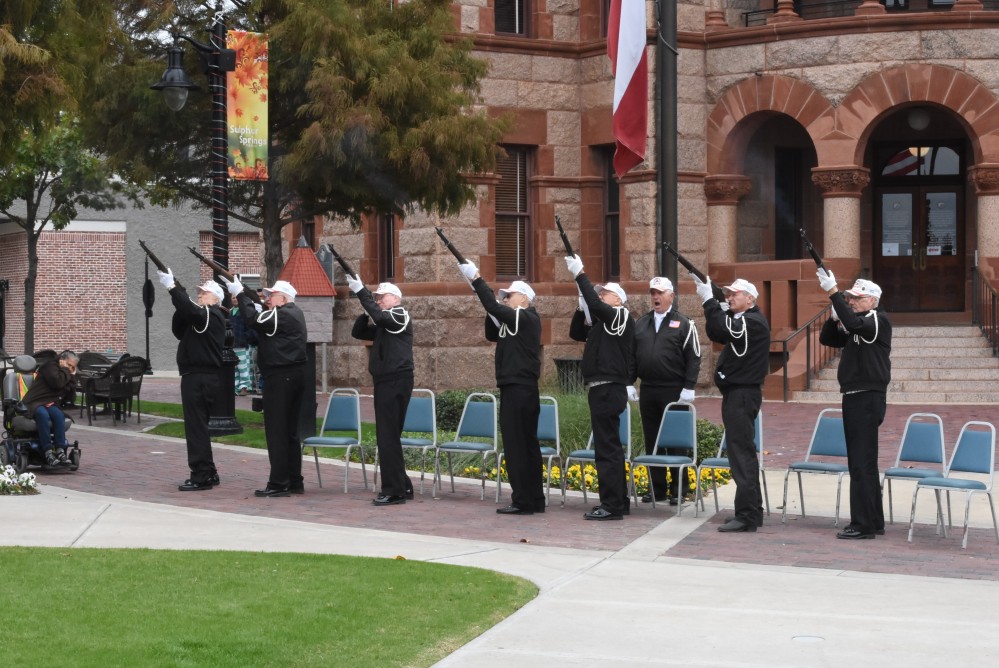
[197,231,263,283]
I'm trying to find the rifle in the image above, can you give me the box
[434,227,467,265]
[139,240,183,291]
[554,215,575,256]
[662,241,726,301]
[323,243,357,280]
[799,228,827,273]
[187,246,262,305]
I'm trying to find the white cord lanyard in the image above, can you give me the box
[603,306,629,336]
[191,300,210,334]
[498,307,522,338]
[684,321,701,357]
[258,306,279,337]
[854,310,879,345]
[725,313,749,357]
[384,306,410,335]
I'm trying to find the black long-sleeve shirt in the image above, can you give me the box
[169,286,225,375]
[238,294,308,373]
[569,274,636,385]
[819,292,892,393]
[471,277,541,387]
[350,287,414,383]
[634,307,700,390]
[703,299,770,390]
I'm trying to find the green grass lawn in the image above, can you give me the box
[0,547,535,667]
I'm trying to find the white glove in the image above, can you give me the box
[346,273,364,294]
[817,268,837,293]
[459,261,478,281]
[627,386,639,402]
[680,388,696,403]
[693,274,713,303]
[253,303,263,314]
[830,305,840,322]
[719,300,730,312]
[565,254,584,277]
[577,295,592,325]
[220,275,243,296]
[157,269,175,290]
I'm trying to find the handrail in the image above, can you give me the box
[972,265,999,357]
[775,303,838,402]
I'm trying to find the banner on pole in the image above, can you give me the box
[226,30,269,180]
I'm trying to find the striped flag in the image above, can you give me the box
[883,149,925,177]
[608,0,648,178]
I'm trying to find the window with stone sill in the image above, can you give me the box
[496,0,528,36]
[598,145,621,281]
[495,145,532,280]
[378,212,396,282]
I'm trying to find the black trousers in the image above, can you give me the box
[588,383,629,514]
[842,390,887,534]
[181,371,219,483]
[261,365,306,489]
[638,385,683,498]
[374,375,414,497]
[500,382,544,510]
[720,385,763,527]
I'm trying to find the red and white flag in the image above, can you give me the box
[607,0,648,178]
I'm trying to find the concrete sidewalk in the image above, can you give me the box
[5,421,999,667]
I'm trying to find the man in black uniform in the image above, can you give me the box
[695,276,770,532]
[634,276,701,504]
[459,261,544,515]
[347,274,415,506]
[225,277,308,497]
[156,270,226,491]
[566,254,636,521]
[817,272,891,540]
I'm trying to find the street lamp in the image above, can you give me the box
[152,4,242,436]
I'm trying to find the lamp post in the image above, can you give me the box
[152,2,242,436]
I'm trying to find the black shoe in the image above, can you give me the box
[56,449,71,466]
[837,527,875,540]
[373,494,406,506]
[405,489,414,500]
[641,493,668,504]
[209,473,220,486]
[496,505,533,515]
[718,518,756,533]
[875,528,885,535]
[668,496,680,506]
[584,506,623,521]
[45,452,60,468]
[724,515,764,528]
[255,487,290,498]
[534,502,547,513]
[289,484,305,495]
[179,479,214,491]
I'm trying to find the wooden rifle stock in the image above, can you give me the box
[554,215,575,256]
[139,240,183,291]
[799,229,827,273]
[662,242,726,301]
[187,246,262,305]
[324,243,357,279]
[434,227,467,265]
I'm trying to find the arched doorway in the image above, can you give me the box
[867,106,971,312]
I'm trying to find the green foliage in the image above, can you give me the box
[0,547,535,667]
[697,418,725,462]
[434,388,496,431]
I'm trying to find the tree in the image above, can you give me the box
[82,0,507,281]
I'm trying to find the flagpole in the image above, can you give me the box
[655,0,678,279]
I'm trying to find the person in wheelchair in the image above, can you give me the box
[21,350,78,467]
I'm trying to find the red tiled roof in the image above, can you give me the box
[277,244,336,297]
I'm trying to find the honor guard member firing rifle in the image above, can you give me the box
[156,268,226,491]
[817,271,891,540]
[346,274,416,506]
[223,276,308,497]
[458,260,545,515]
[694,275,770,532]
[565,254,637,520]
[634,276,701,504]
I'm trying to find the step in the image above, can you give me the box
[891,337,990,350]
[892,326,982,339]
[890,356,999,369]
[808,378,999,393]
[795,390,999,404]
[890,347,993,358]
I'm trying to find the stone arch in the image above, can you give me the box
[835,64,999,166]
[706,75,833,175]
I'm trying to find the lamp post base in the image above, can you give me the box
[209,351,243,437]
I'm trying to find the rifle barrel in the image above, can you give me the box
[554,215,574,256]
[140,241,183,290]
[662,242,726,301]
[434,227,467,265]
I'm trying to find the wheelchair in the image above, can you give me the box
[1,354,81,474]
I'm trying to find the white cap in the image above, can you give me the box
[596,282,628,304]
[845,279,882,299]
[197,281,225,303]
[498,280,535,302]
[373,282,402,299]
[263,280,297,300]
[649,276,673,292]
[723,278,759,299]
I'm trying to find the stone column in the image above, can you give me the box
[704,0,729,31]
[952,0,985,11]
[970,164,999,258]
[854,0,887,16]
[704,175,752,264]
[811,166,870,260]
[768,0,802,24]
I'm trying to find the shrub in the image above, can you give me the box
[435,389,496,431]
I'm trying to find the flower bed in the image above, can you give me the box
[0,465,39,495]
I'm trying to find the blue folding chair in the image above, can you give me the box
[781,408,848,526]
[373,389,437,496]
[908,421,998,549]
[301,388,368,493]
[882,412,946,524]
[695,411,769,517]
[562,404,631,507]
[631,402,697,514]
[536,395,562,507]
[433,393,500,501]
